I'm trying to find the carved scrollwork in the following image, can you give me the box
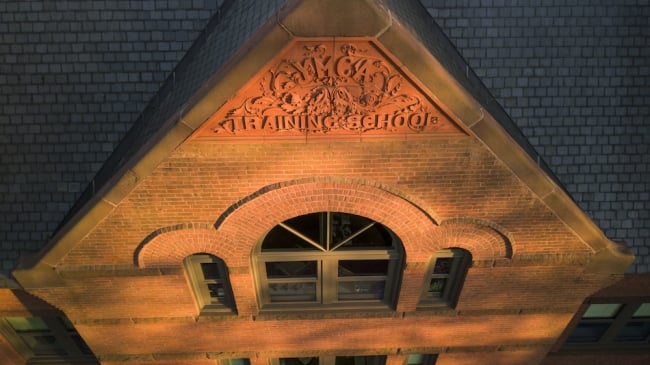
[225,43,431,133]
[199,40,460,138]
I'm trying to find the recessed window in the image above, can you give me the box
[615,302,650,343]
[418,248,470,308]
[565,302,650,348]
[405,354,438,365]
[273,355,386,365]
[582,303,622,319]
[220,359,251,365]
[184,254,236,313]
[0,316,97,363]
[255,212,403,309]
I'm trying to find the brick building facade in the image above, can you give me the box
[1,1,648,364]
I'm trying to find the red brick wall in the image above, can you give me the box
[30,138,614,363]
[60,139,591,267]
[75,312,570,355]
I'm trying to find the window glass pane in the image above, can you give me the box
[262,225,319,250]
[208,283,226,300]
[428,278,447,295]
[331,212,391,249]
[338,224,393,249]
[201,262,222,280]
[406,354,437,365]
[22,334,67,355]
[280,358,318,365]
[614,321,650,342]
[330,212,355,245]
[406,355,424,365]
[335,356,386,365]
[6,317,49,331]
[582,303,622,318]
[266,261,317,278]
[567,323,610,343]
[227,359,251,365]
[338,280,385,300]
[339,260,389,276]
[433,258,453,274]
[633,303,650,318]
[285,213,324,248]
[269,283,317,302]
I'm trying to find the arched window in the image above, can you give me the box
[418,248,471,308]
[184,254,236,313]
[255,212,403,309]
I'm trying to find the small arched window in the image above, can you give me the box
[184,254,236,313]
[255,212,403,310]
[418,248,471,308]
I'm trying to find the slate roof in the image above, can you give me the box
[422,0,650,273]
[0,0,648,279]
[0,0,224,275]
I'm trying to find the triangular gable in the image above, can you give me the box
[13,0,632,287]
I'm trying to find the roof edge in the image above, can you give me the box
[13,1,296,277]
[374,2,634,269]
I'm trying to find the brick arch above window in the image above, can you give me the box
[211,178,441,264]
[135,223,235,268]
[135,180,513,269]
[430,218,514,261]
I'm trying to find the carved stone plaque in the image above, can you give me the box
[194,39,464,140]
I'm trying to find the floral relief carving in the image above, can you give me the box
[197,40,462,138]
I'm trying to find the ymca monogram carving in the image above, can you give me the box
[199,40,461,138]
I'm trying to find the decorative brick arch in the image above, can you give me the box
[135,178,513,269]
[211,178,443,265]
[135,223,237,268]
[428,218,514,261]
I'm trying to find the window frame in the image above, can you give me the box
[0,316,98,364]
[270,355,387,365]
[184,254,237,314]
[404,354,438,365]
[254,212,404,311]
[219,358,251,365]
[417,248,470,309]
[563,300,650,350]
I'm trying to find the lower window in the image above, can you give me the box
[274,356,386,365]
[0,316,97,364]
[565,302,650,348]
[405,354,438,365]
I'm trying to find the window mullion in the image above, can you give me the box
[279,223,327,252]
[322,355,335,365]
[599,304,637,343]
[322,258,337,304]
[325,212,331,251]
[330,222,376,251]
